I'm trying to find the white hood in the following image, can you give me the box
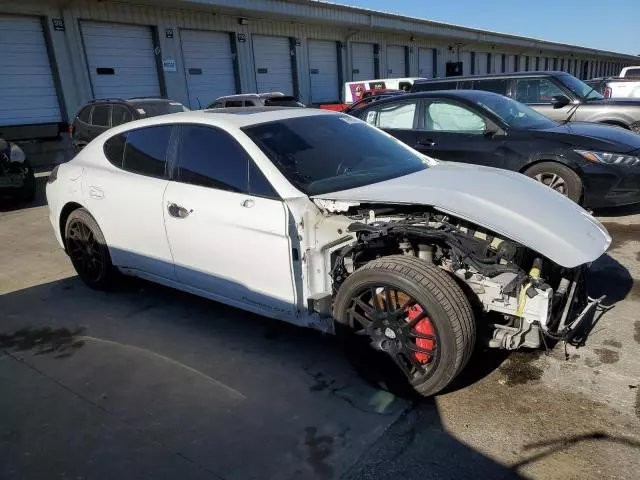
[312,162,611,268]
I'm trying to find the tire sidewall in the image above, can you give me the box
[524,162,582,203]
[334,267,460,393]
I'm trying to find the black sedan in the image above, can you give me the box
[348,90,640,208]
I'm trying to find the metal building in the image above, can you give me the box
[0,0,637,140]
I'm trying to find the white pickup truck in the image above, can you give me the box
[587,66,640,99]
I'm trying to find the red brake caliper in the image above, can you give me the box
[406,304,434,363]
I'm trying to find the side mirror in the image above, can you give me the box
[484,120,504,138]
[551,95,571,109]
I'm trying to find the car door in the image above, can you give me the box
[513,77,575,123]
[416,99,503,167]
[163,124,297,319]
[84,125,177,280]
[357,98,420,148]
[88,104,112,141]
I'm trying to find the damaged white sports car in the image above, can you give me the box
[46,108,611,396]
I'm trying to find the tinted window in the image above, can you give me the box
[514,78,564,103]
[177,125,248,193]
[242,115,429,196]
[249,161,279,199]
[472,92,556,130]
[425,102,485,132]
[556,74,604,100]
[361,101,417,129]
[104,133,127,168]
[123,126,171,178]
[78,107,91,124]
[472,79,509,95]
[92,105,111,127]
[133,101,188,118]
[625,68,640,79]
[209,101,225,109]
[111,105,133,127]
[413,81,457,92]
[225,100,244,107]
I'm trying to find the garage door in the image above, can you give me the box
[0,15,61,126]
[81,21,160,99]
[476,52,488,75]
[506,55,516,73]
[418,48,434,78]
[308,39,339,103]
[351,43,375,81]
[386,45,406,77]
[253,35,293,96]
[181,30,236,109]
[460,51,472,75]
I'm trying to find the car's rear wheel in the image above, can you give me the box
[65,208,116,290]
[523,162,583,204]
[333,255,475,397]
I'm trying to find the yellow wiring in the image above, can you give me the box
[516,282,531,317]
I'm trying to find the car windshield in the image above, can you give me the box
[557,74,604,101]
[242,114,430,196]
[134,101,189,117]
[472,92,557,130]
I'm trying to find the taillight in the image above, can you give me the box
[604,87,612,98]
[68,124,74,136]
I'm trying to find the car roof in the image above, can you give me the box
[414,71,569,84]
[103,106,339,133]
[216,92,287,101]
[86,97,177,106]
[354,89,507,105]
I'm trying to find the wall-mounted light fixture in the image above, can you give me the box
[238,17,248,25]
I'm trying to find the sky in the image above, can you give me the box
[329,0,639,56]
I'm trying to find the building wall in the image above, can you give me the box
[0,0,635,133]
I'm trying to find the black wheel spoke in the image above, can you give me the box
[392,352,413,378]
[407,330,436,341]
[405,342,436,355]
[354,329,369,336]
[354,298,375,318]
[404,351,426,372]
[348,307,373,328]
[403,311,427,330]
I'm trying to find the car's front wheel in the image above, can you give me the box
[523,162,583,204]
[64,208,116,290]
[333,255,475,397]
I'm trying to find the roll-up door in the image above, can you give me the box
[386,45,406,77]
[460,51,472,75]
[0,15,61,126]
[81,21,160,99]
[476,52,488,75]
[181,30,236,109]
[253,35,293,96]
[308,39,339,103]
[506,55,516,73]
[418,48,434,78]
[351,42,375,81]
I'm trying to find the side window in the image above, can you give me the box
[514,78,564,104]
[414,81,457,92]
[176,125,249,193]
[122,126,172,178]
[244,100,257,106]
[91,105,111,127]
[78,106,91,124]
[249,161,279,199]
[362,101,417,129]
[425,102,486,132]
[472,79,509,96]
[111,105,133,127]
[104,133,127,168]
[225,100,244,107]
[209,101,224,109]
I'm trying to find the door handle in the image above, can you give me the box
[416,138,436,147]
[167,202,193,219]
[241,199,255,208]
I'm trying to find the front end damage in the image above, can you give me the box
[314,201,606,351]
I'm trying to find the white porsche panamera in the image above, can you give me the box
[46,107,610,396]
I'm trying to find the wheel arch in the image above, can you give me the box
[518,156,578,174]
[59,202,85,251]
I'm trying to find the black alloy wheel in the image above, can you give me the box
[524,162,583,204]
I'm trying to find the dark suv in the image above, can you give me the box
[70,98,188,151]
[412,72,640,133]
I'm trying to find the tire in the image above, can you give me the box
[523,162,583,204]
[64,208,116,290]
[333,255,475,397]
[20,161,36,202]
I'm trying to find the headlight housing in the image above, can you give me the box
[575,149,640,166]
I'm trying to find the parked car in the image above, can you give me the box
[348,90,640,208]
[319,77,423,111]
[208,93,305,109]
[0,138,35,203]
[46,108,610,396]
[586,77,640,100]
[70,98,188,152]
[412,72,640,133]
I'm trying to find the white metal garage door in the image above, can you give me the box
[81,21,160,99]
[475,53,488,75]
[418,48,434,78]
[351,43,375,81]
[308,39,339,103]
[386,45,405,77]
[460,51,472,75]
[506,55,516,73]
[181,30,235,109]
[0,15,61,126]
[253,35,293,96]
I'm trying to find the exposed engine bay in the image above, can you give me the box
[326,204,599,350]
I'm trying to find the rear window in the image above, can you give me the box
[133,101,188,118]
[412,81,458,92]
[91,105,111,127]
[225,100,244,107]
[78,106,91,123]
[264,97,304,107]
[624,68,640,79]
